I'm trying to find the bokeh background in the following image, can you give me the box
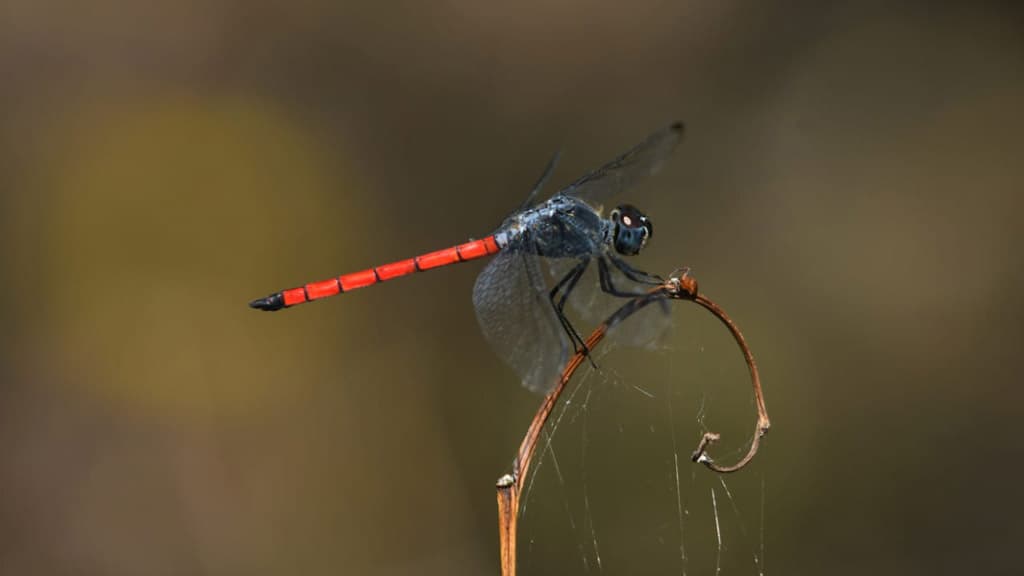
[3,1,1023,574]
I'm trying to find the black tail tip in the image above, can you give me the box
[249,293,285,311]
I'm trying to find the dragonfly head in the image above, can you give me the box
[610,204,653,256]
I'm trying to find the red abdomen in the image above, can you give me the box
[249,236,501,311]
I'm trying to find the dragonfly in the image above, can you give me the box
[250,122,684,392]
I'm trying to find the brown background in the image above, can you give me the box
[3,1,1023,574]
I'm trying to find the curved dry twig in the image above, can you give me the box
[688,292,771,472]
[495,270,770,576]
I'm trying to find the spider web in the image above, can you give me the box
[516,304,767,575]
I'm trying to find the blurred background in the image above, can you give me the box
[3,1,1023,574]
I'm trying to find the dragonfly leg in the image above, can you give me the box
[552,258,589,313]
[549,258,596,366]
[600,257,674,323]
[597,257,651,298]
[608,255,664,285]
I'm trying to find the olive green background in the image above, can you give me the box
[3,1,1023,574]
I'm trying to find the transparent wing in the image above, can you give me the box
[473,250,571,394]
[547,255,672,349]
[558,122,684,207]
[518,150,561,211]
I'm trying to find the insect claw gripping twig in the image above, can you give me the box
[576,342,598,369]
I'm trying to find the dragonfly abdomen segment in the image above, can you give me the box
[249,236,500,311]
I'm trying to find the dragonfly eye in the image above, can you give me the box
[610,204,652,256]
